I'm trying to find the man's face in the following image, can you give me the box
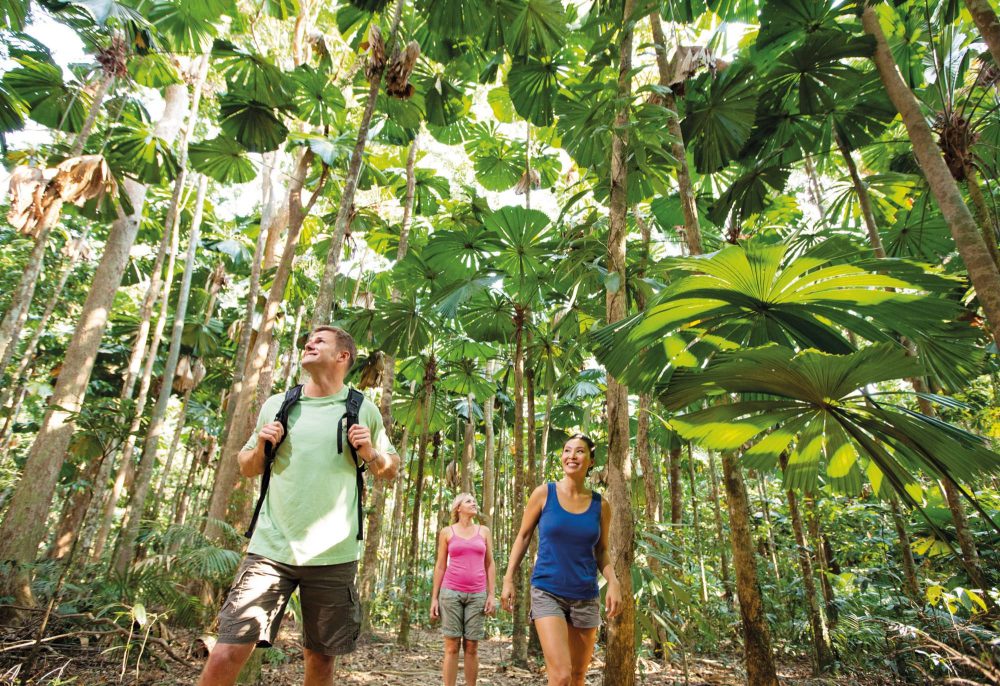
[301,330,346,372]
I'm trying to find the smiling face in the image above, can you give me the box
[451,493,479,522]
[301,329,348,373]
[560,437,593,478]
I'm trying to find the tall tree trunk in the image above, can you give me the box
[604,3,637,683]
[69,71,114,157]
[359,135,418,609]
[636,396,658,521]
[205,150,327,540]
[648,12,702,256]
[888,497,921,602]
[806,496,837,626]
[669,446,683,527]
[863,6,1000,345]
[721,452,779,686]
[686,452,708,602]
[837,133,887,258]
[397,377,433,647]
[482,361,497,527]
[511,307,528,666]
[89,205,181,562]
[781,456,833,673]
[965,0,1000,70]
[964,165,1000,269]
[114,176,208,574]
[461,393,475,493]
[707,451,734,605]
[311,0,407,325]
[0,84,188,608]
[757,475,781,580]
[0,221,55,377]
[47,455,105,561]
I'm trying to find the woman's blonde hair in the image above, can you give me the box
[450,492,477,524]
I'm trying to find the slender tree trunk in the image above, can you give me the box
[636,396,658,521]
[69,71,114,157]
[114,176,208,574]
[965,0,1000,71]
[806,496,837,626]
[686,452,708,603]
[964,165,1000,269]
[721,452,779,686]
[89,205,181,562]
[461,393,475,493]
[757,475,781,580]
[781,457,833,673]
[604,3,637,683]
[837,133,887,258]
[511,308,528,666]
[397,378,433,647]
[205,150,326,540]
[482,361,496,527]
[863,6,1000,345]
[539,377,554,483]
[889,497,921,602]
[0,84,188,608]
[669,446,683,527]
[707,451,734,605]
[47,455,105,560]
[358,135,418,609]
[311,0,406,325]
[0,221,55,377]
[648,12,702,256]
[384,427,411,584]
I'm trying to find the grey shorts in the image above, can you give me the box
[439,587,487,640]
[529,586,601,629]
[216,553,360,656]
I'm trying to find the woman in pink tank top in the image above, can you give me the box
[431,492,496,686]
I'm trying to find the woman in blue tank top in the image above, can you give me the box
[500,433,622,686]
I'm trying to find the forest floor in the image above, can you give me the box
[1,625,910,686]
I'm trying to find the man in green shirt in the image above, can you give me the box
[198,326,399,686]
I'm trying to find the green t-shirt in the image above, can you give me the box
[242,386,395,566]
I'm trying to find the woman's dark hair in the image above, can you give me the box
[566,432,596,456]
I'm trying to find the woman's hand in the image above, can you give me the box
[604,580,622,619]
[484,594,496,616]
[500,578,515,613]
[430,597,440,620]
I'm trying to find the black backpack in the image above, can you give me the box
[244,385,368,540]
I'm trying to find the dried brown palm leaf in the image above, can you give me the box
[514,168,540,195]
[356,350,385,389]
[667,45,724,95]
[365,25,386,82]
[385,41,420,99]
[5,155,116,237]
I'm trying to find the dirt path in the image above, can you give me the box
[3,627,905,685]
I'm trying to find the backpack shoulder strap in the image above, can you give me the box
[244,385,303,539]
[337,387,369,542]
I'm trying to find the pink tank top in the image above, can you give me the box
[441,525,487,593]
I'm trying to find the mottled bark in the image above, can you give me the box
[707,452,734,605]
[889,497,921,603]
[863,6,1000,345]
[837,133,887,258]
[721,452,779,686]
[0,84,188,608]
[965,0,1000,71]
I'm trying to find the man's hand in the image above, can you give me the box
[258,421,284,451]
[347,424,374,461]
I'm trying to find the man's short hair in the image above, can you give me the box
[311,325,357,369]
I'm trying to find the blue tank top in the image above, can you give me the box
[531,482,602,600]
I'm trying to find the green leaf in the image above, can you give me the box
[264,0,299,19]
[106,122,179,183]
[218,93,289,153]
[189,137,258,183]
[0,80,26,133]
[3,56,90,133]
[292,64,345,128]
[2,0,28,30]
[148,1,219,52]
[419,0,491,39]
[502,0,567,57]
[127,53,182,88]
[507,55,565,127]
[132,602,148,627]
[681,62,758,173]
[487,86,516,124]
[212,39,293,108]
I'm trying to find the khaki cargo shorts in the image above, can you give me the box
[216,553,360,656]
[529,586,601,629]
[439,587,487,641]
